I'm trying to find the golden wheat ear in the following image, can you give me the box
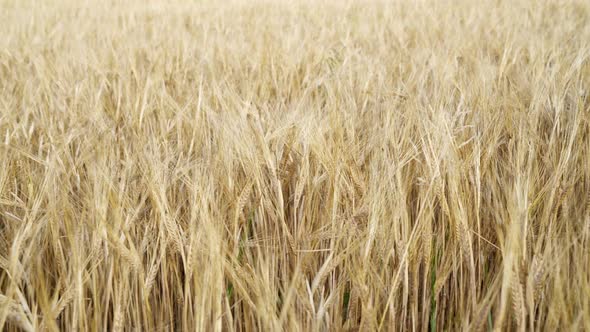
[1,0,590,330]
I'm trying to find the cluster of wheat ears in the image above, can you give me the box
[0,0,589,330]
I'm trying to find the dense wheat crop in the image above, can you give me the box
[1,0,590,330]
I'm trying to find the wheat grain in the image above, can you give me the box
[0,0,589,330]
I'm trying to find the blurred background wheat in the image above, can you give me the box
[1,0,589,330]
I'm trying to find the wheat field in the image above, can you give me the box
[1,0,589,331]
